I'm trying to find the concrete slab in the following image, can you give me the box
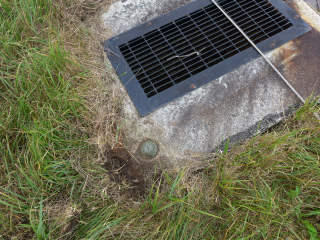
[102,0,196,35]
[304,0,319,9]
[101,0,320,172]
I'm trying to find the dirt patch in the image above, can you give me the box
[104,146,146,195]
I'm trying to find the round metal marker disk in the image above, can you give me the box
[139,140,158,159]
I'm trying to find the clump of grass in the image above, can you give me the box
[205,103,320,239]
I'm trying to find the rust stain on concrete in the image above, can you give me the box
[273,0,320,99]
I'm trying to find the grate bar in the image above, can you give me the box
[124,10,286,73]
[125,7,276,58]
[157,28,194,84]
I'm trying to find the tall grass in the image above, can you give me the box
[0,0,93,238]
[1,0,320,239]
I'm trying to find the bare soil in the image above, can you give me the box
[104,145,146,195]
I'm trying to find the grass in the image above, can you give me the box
[0,0,101,238]
[1,0,320,239]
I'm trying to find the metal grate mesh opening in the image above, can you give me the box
[118,0,293,98]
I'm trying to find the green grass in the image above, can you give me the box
[0,0,94,238]
[1,0,320,239]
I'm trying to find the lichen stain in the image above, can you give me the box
[272,1,320,99]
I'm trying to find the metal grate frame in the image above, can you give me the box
[104,0,311,116]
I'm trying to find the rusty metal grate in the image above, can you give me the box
[104,0,311,116]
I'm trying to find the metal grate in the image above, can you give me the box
[104,0,311,116]
[118,0,292,98]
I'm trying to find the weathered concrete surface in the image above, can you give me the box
[304,0,319,9]
[101,0,320,171]
[102,0,196,35]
